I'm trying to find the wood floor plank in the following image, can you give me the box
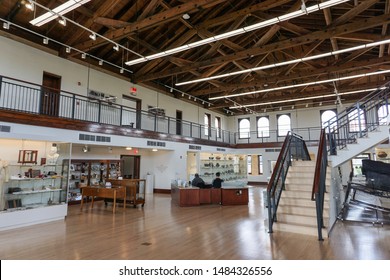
[0,187,389,260]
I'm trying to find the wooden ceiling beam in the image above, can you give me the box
[72,0,226,52]
[136,14,390,83]
[191,55,390,96]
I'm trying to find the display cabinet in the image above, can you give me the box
[198,153,247,184]
[4,164,66,210]
[67,159,122,203]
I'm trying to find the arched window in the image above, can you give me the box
[378,104,390,125]
[257,116,269,137]
[321,110,337,132]
[348,108,366,132]
[277,114,291,136]
[239,118,250,139]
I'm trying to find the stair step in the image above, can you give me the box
[291,161,316,167]
[278,205,329,216]
[272,222,328,238]
[281,190,330,202]
[277,213,329,227]
[285,178,331,185]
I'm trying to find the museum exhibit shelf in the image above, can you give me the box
[187,152,248,184]
[67,159,122,203]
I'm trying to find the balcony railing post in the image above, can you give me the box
[119,105,123,126]
[98,100,102,124]
[168,116,170,134]
[72,95,76,119]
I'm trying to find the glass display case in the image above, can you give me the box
[4,164,65,210]
[191,152,247,184]
[68,159,122,203]
[0,139,70,230]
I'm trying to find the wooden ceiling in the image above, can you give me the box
[1,0,390,115]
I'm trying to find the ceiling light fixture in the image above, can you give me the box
[211,69,390,101]
[58,17,66,26]
[65,46,71,53]
[81,53,86,59]
[113,44,119,51]
[43,37,49,44]
[182,13,190,20]
[82,145,89,153]
[3,21,10,29]
[152,148,158,152]
[229,88,382,109]
[120,68,124,74]
[29,0,91,27]
[99,60,103,65]
[25,0,34,11]
[89,32,96,41]
[176,38,390,86]
[125,0,349,66]
[125,147,132,150]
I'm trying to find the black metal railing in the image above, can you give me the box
[325,82,390,154]
[0,75,236,144]
[312,128,328,241]
[267,132,311,233]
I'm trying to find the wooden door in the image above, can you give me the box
[41,72,61,116]
[120,155,141,179]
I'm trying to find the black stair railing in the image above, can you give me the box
[325,81,390,155]
[267,132,311,233]
[312,128,328,241]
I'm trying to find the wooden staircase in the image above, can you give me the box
[272,160,330,238]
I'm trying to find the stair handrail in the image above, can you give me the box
[325,81,390,155]
[312,128,328,241]
[267,132,311,233]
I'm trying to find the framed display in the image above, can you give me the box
[18,150,38,164]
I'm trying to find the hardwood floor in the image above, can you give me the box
[0,187,389,260]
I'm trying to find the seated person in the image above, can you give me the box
[191,173,205,187]
[212,172,224,188]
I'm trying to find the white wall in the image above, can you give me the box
[0,36,229,131]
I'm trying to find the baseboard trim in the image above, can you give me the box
[154,189,171,194]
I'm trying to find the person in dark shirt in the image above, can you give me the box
[212,172,224,188]
[191,173,205,187]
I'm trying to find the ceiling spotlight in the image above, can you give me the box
[279,107,282,111]
[89,32,96,40]
[188,96,191,100]
[120,68,124,74]
[181,93,185,97]
[319,102,323,106]
[25,0,34,11]
[169,87,173,93]
[113,44,119,51]
[99,60,103,66]
[58,17,66,26]
[182,13,190,20]
[81,53,86,59]
[43,37,49,45]
[291,105,294,109]
[65,47,71,53]
[82,145,89,153]
[3,22,10,30]
[306,103,309,108]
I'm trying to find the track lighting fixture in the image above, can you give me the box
[25,0,34,11]
[65,47,71,53]
[89,32,96,40]
[58,17,66,26]
[81,53,86,59]
[113,44,119,51]
[99,60,103,66]
[120,68,124,74]
[3,22,10,30]
[43,37,49,45]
